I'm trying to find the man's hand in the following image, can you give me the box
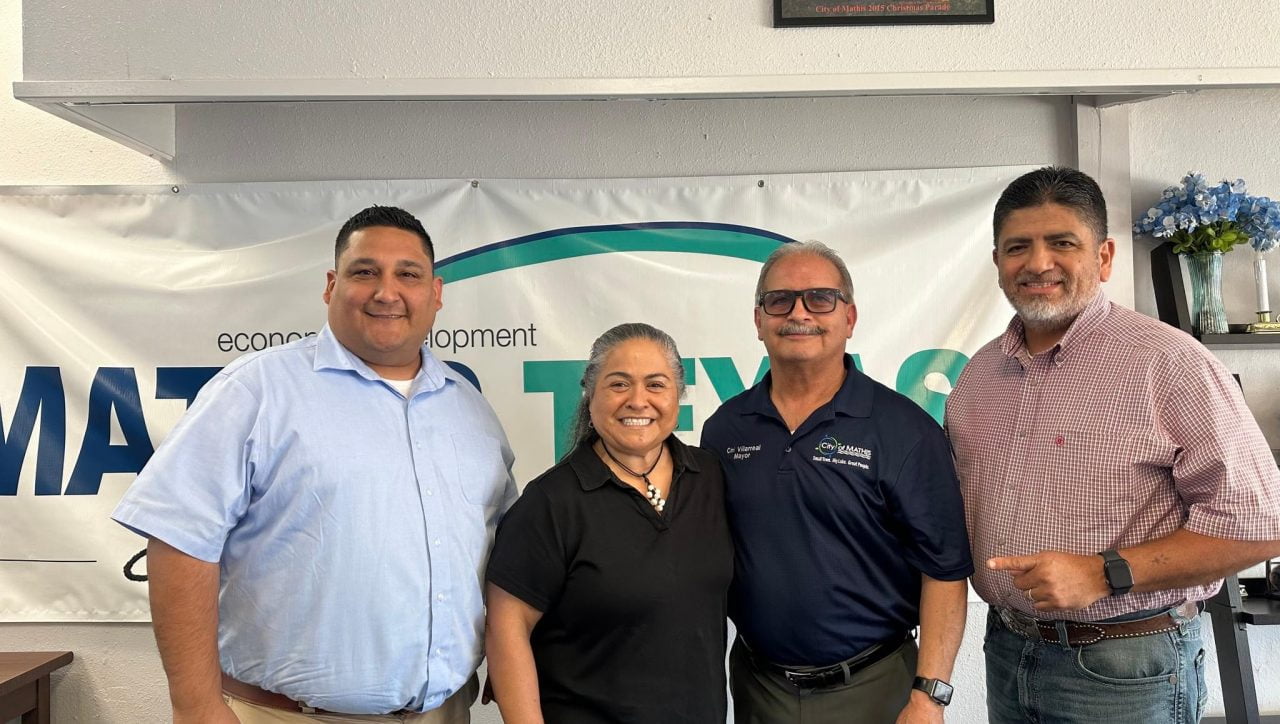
[987,551,1109,611]
[174,699,240,724]
[895,691,944,724]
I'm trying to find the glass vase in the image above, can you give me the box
[1186,251,1228,335]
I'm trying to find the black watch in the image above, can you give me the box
[912,677,953,706]
[1099,549,1134,596]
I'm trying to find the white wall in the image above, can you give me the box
[5,0,1280,721]
[19,0,1280,80]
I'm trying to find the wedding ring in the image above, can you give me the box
[1025,589,1034,603]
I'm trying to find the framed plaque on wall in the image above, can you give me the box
[774,0,995,27]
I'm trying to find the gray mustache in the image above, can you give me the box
[777,323,824,335]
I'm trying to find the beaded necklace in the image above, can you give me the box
[599,441,666,513]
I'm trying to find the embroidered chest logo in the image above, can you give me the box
[728,444,762,461]
[813,435,872,470]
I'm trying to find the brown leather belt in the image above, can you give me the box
[222,674,413,716]
[995,601,1200,646]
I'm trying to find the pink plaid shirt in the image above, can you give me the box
[946,292,1280,621]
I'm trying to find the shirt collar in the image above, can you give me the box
[313,324,455,394]
[998,290,1111,364]
[740,354,873,420]
[568,434,701,492]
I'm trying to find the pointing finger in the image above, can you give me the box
[988,555,1036,572]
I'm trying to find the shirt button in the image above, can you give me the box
[437,594,445,601]
[784,447,791,453]
[433,539,441,546]
[426,489,433,496]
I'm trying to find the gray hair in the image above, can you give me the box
[566,323,687,455]
[754,240,855,305]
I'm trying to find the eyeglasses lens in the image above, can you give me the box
[761,289,840,315]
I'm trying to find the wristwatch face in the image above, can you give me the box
[1102,550,1134,593]
[931,679,954,706]
[914,677,953,706]
[1106,559,1134,589]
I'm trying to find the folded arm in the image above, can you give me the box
[989,529,1280,611]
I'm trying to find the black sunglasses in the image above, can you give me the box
[757,288,848,316]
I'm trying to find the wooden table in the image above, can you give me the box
[0,652,73,724]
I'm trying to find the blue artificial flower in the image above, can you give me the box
[1241,194,1280,252]
[1134,171,1280,254]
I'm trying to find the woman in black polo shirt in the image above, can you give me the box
[485,322,733,723]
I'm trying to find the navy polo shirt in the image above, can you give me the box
[701,354,973,667]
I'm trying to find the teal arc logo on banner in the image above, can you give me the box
[427,221,968,459]
[434,222,793,458]
[434,221,792,282]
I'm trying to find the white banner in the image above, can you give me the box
[0,167,1033,620]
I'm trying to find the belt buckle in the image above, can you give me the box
[783,670,809,688]
[783,669,816,687]
[998,607,1039,639]
[784,667,836,689]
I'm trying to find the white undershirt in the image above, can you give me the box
[382,376,414,398]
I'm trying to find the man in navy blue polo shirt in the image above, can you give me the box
[702,241,973,723]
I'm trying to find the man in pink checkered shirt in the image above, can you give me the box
[946,166,1280,724]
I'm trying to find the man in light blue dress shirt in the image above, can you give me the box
[112,206,516,723]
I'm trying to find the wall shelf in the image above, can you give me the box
[1150,241,1280,349]
[13,67,1280,160]
[1201,334,1280,350]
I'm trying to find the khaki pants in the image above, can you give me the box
[225,676,478,724]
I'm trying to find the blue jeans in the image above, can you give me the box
[984,607,1207,724]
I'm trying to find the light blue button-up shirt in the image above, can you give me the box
[112,325,516,714]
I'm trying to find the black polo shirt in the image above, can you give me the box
[486,435,732,724]
[701,354,972,667]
